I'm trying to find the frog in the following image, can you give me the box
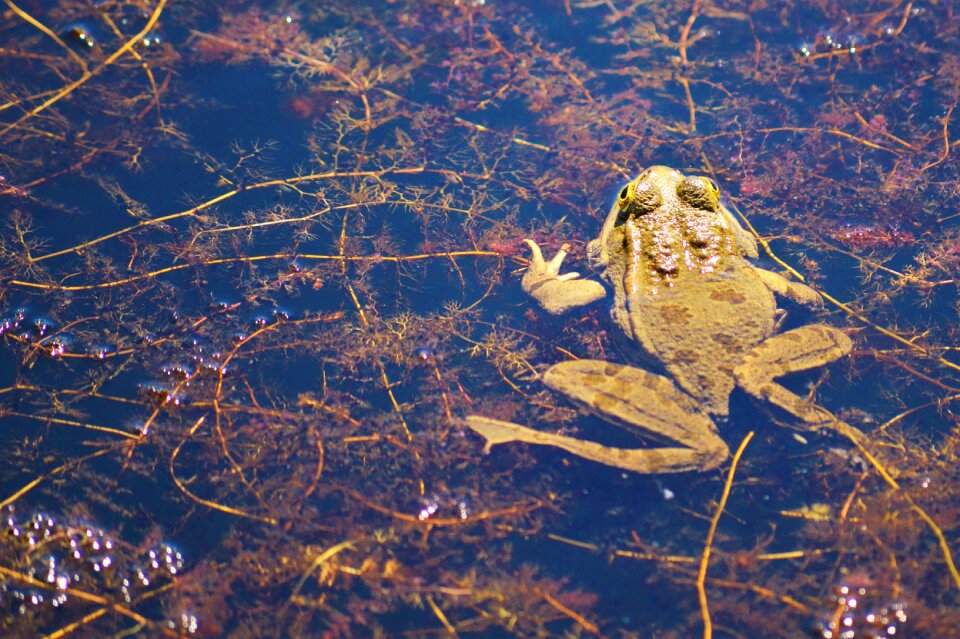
[466,165,864,474]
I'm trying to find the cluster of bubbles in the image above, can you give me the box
[796,11,920,61]
[813,580,907,639]
[60,4,162,52]
[137,324,242,409]
[0,507,185,615]
[136,301,296,407]
[417,492,472,522]
[0,307,69,359]
[0,296,298,411]
[230,304,293,344]
[0,305,122,361]
[797,30,862,57]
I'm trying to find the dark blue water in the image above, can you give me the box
[0,1,958,637]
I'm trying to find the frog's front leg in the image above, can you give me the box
[466,361,729,474]
[734,324,866,443]
[521,239,606,315]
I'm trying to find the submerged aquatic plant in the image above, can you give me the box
[1,0,959,636]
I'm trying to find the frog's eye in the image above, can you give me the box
[677,176,719,211]
[619,180,661,220]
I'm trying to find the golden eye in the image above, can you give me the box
[677,176,718,211]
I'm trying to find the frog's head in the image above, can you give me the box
[616,166,721,223]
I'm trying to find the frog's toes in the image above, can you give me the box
[545,243,570,274]
[523,239,546,268]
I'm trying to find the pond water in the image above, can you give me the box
[1,1,959,637]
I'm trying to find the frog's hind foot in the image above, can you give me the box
[734,324,865,444]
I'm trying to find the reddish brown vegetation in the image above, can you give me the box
[0,0,959,637]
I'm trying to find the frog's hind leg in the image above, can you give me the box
[734,324,865,443]
[466,361,729,474]
[464,415,720,474]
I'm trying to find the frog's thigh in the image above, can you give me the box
[543,360,728,473]
[734,324,863,440]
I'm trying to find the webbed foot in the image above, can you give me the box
[521,239,605,315]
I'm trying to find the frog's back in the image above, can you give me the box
[632,259,775,415]
[597,165,777,415]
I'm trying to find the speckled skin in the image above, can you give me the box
[469,166,861,474]
[589,166,779,415]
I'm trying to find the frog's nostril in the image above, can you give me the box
[619,186,629,200]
